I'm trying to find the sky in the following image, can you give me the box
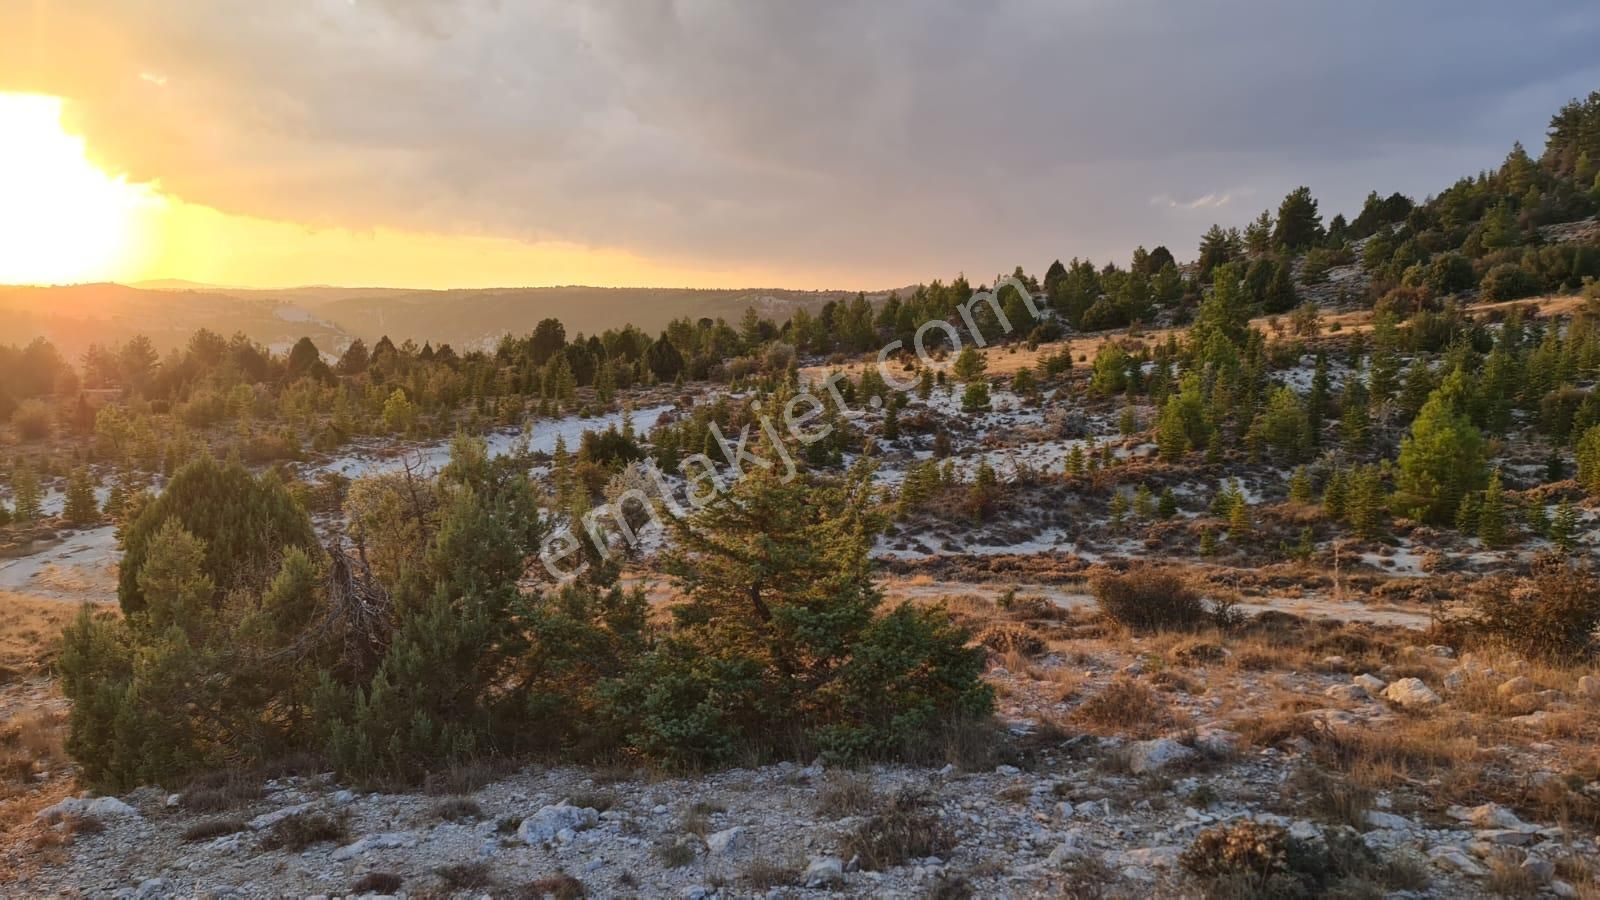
[2,0,1598,290]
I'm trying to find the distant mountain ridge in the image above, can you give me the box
[0,281,913,357]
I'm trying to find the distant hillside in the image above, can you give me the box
[304,285,908,349]
[0,282,909,357]
[0,283,348,358]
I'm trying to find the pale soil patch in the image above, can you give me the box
[884,578,1434,629]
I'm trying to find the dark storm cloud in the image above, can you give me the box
[4,0,1597,284]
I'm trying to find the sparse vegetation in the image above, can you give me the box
[258,810,349,852]
[841,789,953,871]
[1092,570,1207,632]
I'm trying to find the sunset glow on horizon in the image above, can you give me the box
[0,92,832,291]
[0,93,158,285]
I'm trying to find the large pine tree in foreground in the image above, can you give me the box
[613,461,992,767]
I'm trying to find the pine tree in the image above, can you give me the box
[1288,466,1313,504]
[961,380,991,412]
[1156,397,1190,462]
[1323,467,1348,518]
[382,388,417,433]
[897,461,940,517]
[1119,403,1138,436]
[102,470,129,521]
[1263,260,1298,314]
[1273,186,1325,251]
[1578,425,1600,493]
[1244,210,1274,255]
[1454,491,1481,534]
[1399,357,1436,419]
[1306,353,1329,442]
[1476,469,1507,547]
[626,464,990,764]
[952,346,987,381]
[1133,484,1155,519]
[1199,529,1218,556]
[1340,378,1370,452]
[1396,380,1487,524]
[1294,526,1315,560]
[552,435,575,509]
[1212,479,1243,517]
[1523,500,1550,536]
[1345,466,1385,539]
[1158,487,1178,519]
[64,467,99,525]
[116,456,318,616]
[882,402,900,441]
[10,462,42,523]
[1550,499,1579,552]
[1065,445,1086,477]
[1368,346,1400,401]
[1260,386,1309,461]
[1227,493,1252,538]
[1012,367,1037,397]
[1108,491,1129,528]
[969,460,1001,520]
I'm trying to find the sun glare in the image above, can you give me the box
[0,93,155,285]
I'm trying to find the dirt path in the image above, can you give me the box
[884,578,1433,629]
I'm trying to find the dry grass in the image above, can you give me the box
[567,789,615,813]
[0,592,84,678]
[1484,852,1540,898]
[840,789,953,871]
[433,861,494,890]
[1299,714,1484,792]
[815,771,879,818]
[0,708,67,791]
[1280,766,1371,829]
[430,796,484,822]
[976,622,1047,658]
[180,818,248,843]
[1030,663,1086,702]
[258,810,350,851]
[176,770,264,812]
[741,857,804,889]
[0,593,79,856]
[654,836,698,868]
[422,759,509,796]
[350,872,404,894]
[1072,678,1181,739]
[522,872,586,899]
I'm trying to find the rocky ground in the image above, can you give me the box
[10,598,1600,899]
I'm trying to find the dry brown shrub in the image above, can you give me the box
[976,623,1046,657]
[815,771,878,819]
[1464,558,1600,663]
[1072,678,1176,738]
[840,789,953,871]
[1092,569,1206,632]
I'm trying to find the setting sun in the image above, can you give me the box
[0,93,155,284]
